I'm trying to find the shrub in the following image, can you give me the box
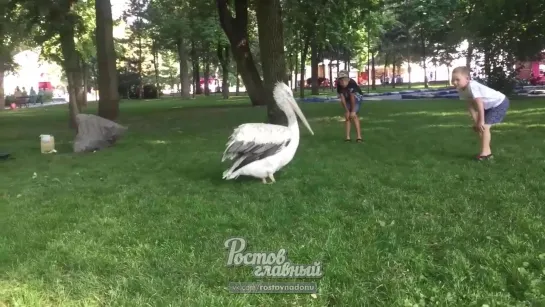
[4,95,15,107]
[42,91,53,102]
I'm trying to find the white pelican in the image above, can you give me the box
[221,82,314,184]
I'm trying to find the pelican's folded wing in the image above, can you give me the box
[222,123,291,162]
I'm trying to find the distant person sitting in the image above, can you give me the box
[14,86,22,98]
[29,87,37,104]
[37,88,44,104]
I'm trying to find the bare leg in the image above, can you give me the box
[345,119,351,139]
[268,174,276,183]
[479,124,492,156]
[352,115,362,140]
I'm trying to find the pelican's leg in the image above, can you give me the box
[268,174,276,183]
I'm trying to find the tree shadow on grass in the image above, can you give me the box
[177,160,289,186]
[170,103,258,112]
[177,161,244,185]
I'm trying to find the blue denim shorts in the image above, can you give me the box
[484,98,509,125]
[346,93,364,113]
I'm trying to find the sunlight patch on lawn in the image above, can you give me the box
[0,280,99,307]
[309,116,366,122]
[498,123,522,127]
[146,140,169,145]
[421,124,466,128]
[369,119,396,124]
[506,108,545,115]
[389,111,466,117]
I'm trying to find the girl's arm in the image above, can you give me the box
[340,95,348,111]
[349,93,356,112]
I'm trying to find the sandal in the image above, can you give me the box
[344,139,351,142]
[356,139,363,143]
[476,154,493,161]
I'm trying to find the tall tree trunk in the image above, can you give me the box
[329,61,333,91]
[292,51,298,90]
[153,45,160,92]
[190,41,202,95]
[255,0,288,125]
[236,65,240,96]
[484,51,491,81]
[310,39,319,95]
[466,40,473,71]
[204,56,210,96]
[96,0,120,121]
[294,44,299,92]
[222,67,229,99]
[299,34,310,98]
[74,59,86,109]
[0,69,4,110]
[195,61,201,95]
[383,53,389,86]
[193,62,200,95]
[177,38,190,98]
[421,28,428,88]
[59,27,81,129]
[371,52,376,90]
[407,34,411,89]
[137,25,143,99]
[217,0,267,106]
[82,62,88,101]
[217,44,230,99]
[391,59,396,88]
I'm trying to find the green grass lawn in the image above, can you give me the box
[204,83,450,98]
[305,83,450,96]
[1,95,545,306]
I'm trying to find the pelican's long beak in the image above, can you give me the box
[289,98,314,135]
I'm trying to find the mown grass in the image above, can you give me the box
[197,83,450,98]
[1,95,544,306]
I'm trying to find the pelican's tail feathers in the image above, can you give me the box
[222,155,246,180]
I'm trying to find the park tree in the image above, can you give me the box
[216,0,265,106]
[122,0,149,99]
[404,0,458,88]
[0,0,29,109]
[17,0,95,127]
[96,0,120,120]
[192,3,221,96]
[216,0,292,124]
[283,0,379,96]
[158,50,180,93]
[254,0,289,123]
[449,0,545,92]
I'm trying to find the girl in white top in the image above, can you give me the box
[451,66,510,161]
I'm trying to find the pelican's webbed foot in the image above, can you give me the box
[262,177,275,184]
